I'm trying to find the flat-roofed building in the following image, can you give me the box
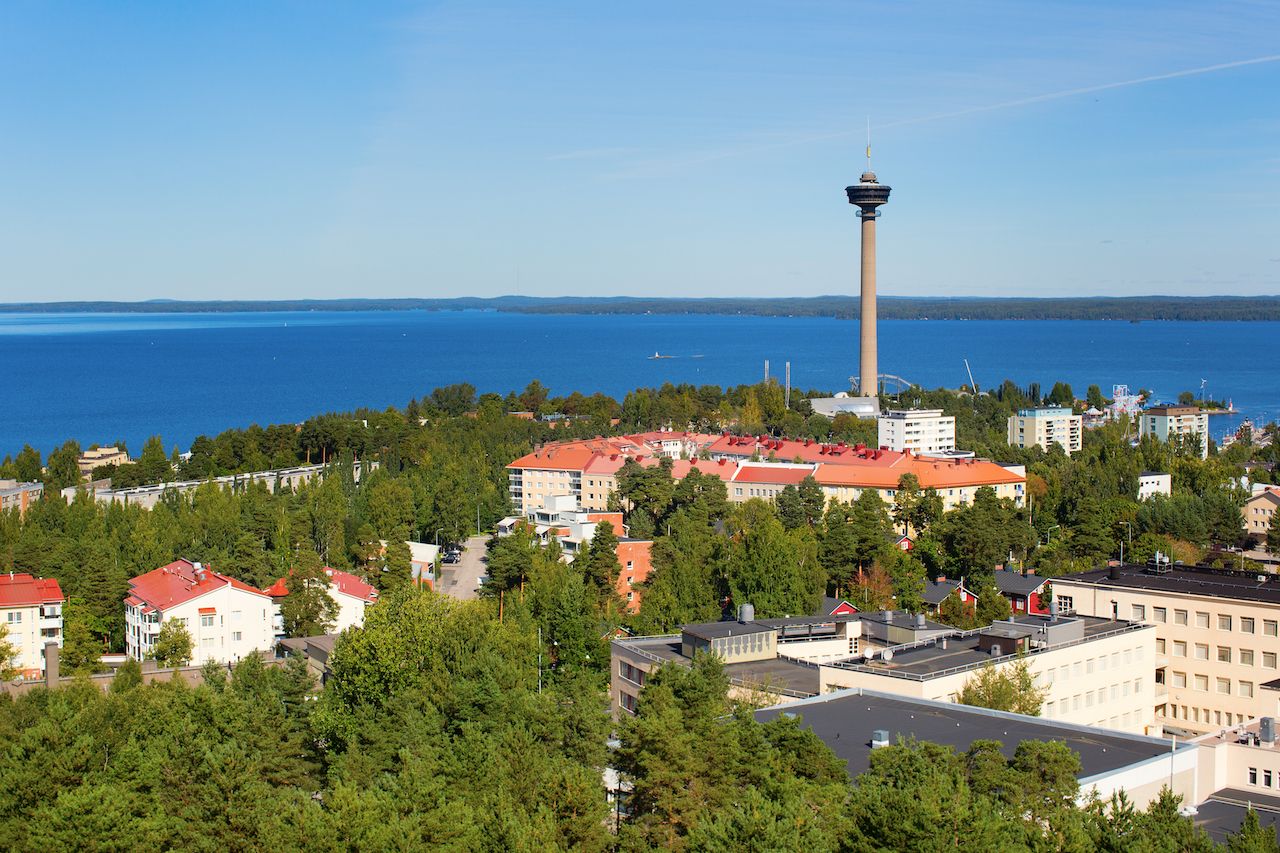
[1007,407,1083,455]
[1244,488,1280,544]
[77,446,130,478]
[1140,405,1211,460]
[1139,471,1173,501]
[0,480,43,516]
[878,409,956,454]
[1053,561,1280,735]
[0,573,64,677]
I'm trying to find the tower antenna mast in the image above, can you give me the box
[866,117,872,171]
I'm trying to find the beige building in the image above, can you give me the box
[1007,407,1083,455]
[1139,405,1211,460]
[1054,562,1280,736]
[77,445,130,478]
[0,573,64,677]
[0,480,43,516]
[1244,488,1279,544]
[877,409,956,454]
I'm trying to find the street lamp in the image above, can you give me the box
[434,527,444,546]
[1044,525,1060,546]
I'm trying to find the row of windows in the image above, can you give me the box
[1038,648,1144,684]
[1047,680,1143,712]
[1161,705,1247,727]
[1248,768,1277,788]
[1135,605,1277,636]
[1164,671,1255,697]
[1156,638,1277,668]
[618,661,647,687]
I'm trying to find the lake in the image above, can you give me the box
[1,310,1274,457]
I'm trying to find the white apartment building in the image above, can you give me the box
[1007,407,1083,455]
[1054,562,1280,736]
[124,559,274,665]
[1140,405,1211,460]
[1138,471,1173,501]
[1244,488,1279,544]
[877,409,956,454]
[0,573,64,677]
[265,567,379,637]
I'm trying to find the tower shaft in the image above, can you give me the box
[859,212,878,396]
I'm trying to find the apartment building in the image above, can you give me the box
[1244,488,1279,544]
[124,559,274,665]
[1140,405,1211,460]
[813,455,1025,511]
[1007,407,1083,455]
[68,461,375,510]
[1138,471,1173,501]
[77,445,130,478]
[611,607,1154,734]
[1053,562,1280,735]
[264,567,379,636]
[0,573,64,677]
[0,480,43,516]
[877,409,956,454]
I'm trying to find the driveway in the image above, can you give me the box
[436,534,489,600]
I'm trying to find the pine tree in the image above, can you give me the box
[152,618,193,668]
[280,550,339,638]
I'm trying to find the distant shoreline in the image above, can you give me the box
[2,295,1280,321]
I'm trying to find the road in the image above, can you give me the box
[436,534,489,600]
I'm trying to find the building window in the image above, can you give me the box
[1266,620,1278,637]
[1265,652,1277,669]
[1195,643,1209,661]
[1242,617,1255,634]
[1174,641,1187,657]
[1175,610,1188,626]
[1242,649,1255,666]
[1196,612,1210,629]
[1250,768,1258,785]
[1132,604,1146,620]
[1058,595,1074,612]
[1154,607,1167,623]
[1219,614,1233,631]
[1156,638,1166,654]
[619,692,638,714]
[232,631,242,642]
[200,615,214,628]
[1171,671,1187,688]
[1195,674,1208,691]
[1217,678,1231,694]
[1266,770,1273,788]
[1218,647,1233,664]
[1240,681,1254,698]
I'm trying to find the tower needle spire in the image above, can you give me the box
[866,117,872,171]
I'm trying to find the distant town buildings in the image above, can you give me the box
[508,433,1026,517]
[1140,405,1211,460]
[0,480,43,516]
[877,409,956,455]
[77,446,130,478]
[1007,407,1083,455]
[0,573,64,677]
[65,460,375,509]
[124,559,274,665]
[1138,471,1173,501]
[264,567,378,637]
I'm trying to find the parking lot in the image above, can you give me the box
[435,534,489,600]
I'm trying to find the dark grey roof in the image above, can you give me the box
[682,620,774,640]
[1059,564,1280,606]
[858,609,950,631]
[922,579,960,606]
[994,571,1048,597]
[613,637,819,697]
[1196,789,1280,844]
[756,690,1178,780]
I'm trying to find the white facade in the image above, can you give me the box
[0,576,63,676]
[1008,407,1083,455]
[877,409,956,454]
[1138,472,1172,501]
[1139,407,1211,460]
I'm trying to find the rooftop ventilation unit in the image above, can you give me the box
[1262,717,1276,745]
[870,729,890,749]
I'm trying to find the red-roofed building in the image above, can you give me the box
[0,572,63,677]
[265,567,379,637]
[124,559,273,665]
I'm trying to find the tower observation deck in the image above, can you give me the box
[846,171,891,398]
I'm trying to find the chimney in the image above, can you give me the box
[44,641,60,686]
[882,609,893,623]
[937,575,946,583]
[915,613,926,629]
[1109,565,1121,581]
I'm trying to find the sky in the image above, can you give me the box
[1,0,1277,301]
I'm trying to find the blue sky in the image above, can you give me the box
[1,1,1277,300]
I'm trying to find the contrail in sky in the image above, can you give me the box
[875,53,1280,131]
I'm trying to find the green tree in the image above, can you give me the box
[1227,807,1280,852]
[380,534,413,591]
[1268,511,1280,555]
[0,623,17,679]
[580,520,622,611]
[975,584,1013,625]
[152,618,194,668]
[59,601,104,675]
[1086,384,1107,410]
[43,440,82,491]
[726,502,823,617]
[280,550,339,637]
[957,655,1046,715]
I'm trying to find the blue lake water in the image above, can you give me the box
[1,310,1274,457]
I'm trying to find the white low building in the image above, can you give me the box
[877,409,956,454]
[124,559,274,665]
[1138,471,1172,501]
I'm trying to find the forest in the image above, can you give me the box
[2,378,1279,849]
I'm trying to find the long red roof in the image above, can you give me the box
[0,573,64,607]
[127,559,267,611]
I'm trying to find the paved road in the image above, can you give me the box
[436,534,489,600]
